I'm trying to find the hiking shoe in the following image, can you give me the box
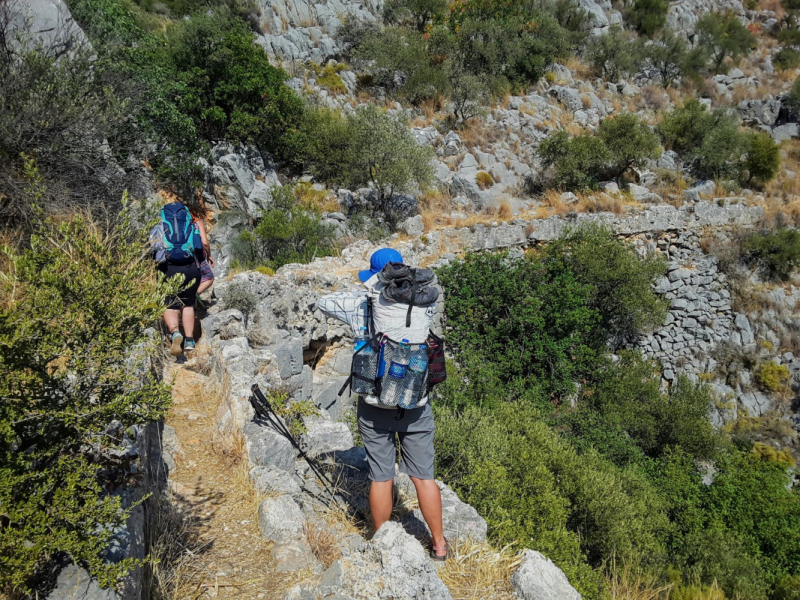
[430,538,450,562]
[169,331,184,356]
[184,338,196,352]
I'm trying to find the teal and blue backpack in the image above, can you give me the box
[149,202,203,266]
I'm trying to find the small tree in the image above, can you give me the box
[786,74,800,118]
[695,11,757,73]
[586,25,641,81]
[658,98,732,156]
[538,130,611,191]
[773,47,800,71]
[597,113,662,179]
[626,0,669,37]
[744,132,780,185]
[640,29,688,88]
[383,0,448,32]
[0,188,172,593]
[695,123,747,179]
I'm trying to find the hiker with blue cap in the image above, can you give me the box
[317,248,450,561]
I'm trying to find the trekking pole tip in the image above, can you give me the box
[251,383,261,393]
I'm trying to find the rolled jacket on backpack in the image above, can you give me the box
[366,273,435,345]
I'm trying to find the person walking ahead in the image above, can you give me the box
[318,248,449,561]
[149,196,204,356]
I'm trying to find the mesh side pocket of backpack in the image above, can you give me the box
[377,340,401,407]
[351,336,382,395]
[426,331,447,386]
[397,345,429,410]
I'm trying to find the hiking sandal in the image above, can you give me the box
[430,538,450,562]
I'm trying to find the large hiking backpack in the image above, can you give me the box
[339,263,446,411]
[149,202,203,266]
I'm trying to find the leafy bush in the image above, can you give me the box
[352,27,447,104]
[545,224,668,341]
[434,400,670,600]
[538,130,611,190]
[639,29,694,88]
[787,75,800,118]
[658,99,729,156]
[0,38,139,230]
[222,280,259,320]
[586,26,641,81]
[596,113,662,180]
[572,353,722,461]
[382,0,448,32]
[695,11,757,73]
[230,185,337,271]
[69,0,304,186]
[744,131,781,185]
[694,121,748,180]
[300,104,433,223]
[775,47,800,70]
[743,228,800,280]
[0,195,172,593]
[626,0,669,36]
[539,114,661,190]
[438,250,600,401]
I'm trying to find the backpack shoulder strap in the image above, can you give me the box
[406,277,417,328]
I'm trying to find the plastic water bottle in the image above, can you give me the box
[401,344,428,407]
[383,339,411,405]
[352,327,375,394]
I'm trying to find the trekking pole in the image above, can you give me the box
[249,384,362,515]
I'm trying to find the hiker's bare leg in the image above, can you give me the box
[164,308,180,333]
[411,477,446,555]
[369,479,393,532]
[198,278,213,295]
[182,306,195,337]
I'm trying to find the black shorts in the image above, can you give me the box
[159,262,201,310]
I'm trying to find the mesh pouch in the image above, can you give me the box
[426,330,446,386]
[379,340,429,409]
[351,335,382,395]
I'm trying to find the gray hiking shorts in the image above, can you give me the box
[357,399,435,482]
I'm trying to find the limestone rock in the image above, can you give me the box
[48,564,117,600]
[244,422,297,471]
[251,465,303,498]
[301,415,354,456]
[511,550,582,600]
[258,495,306,543]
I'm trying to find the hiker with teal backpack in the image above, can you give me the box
[149,198,204,356]
[317,248,450,561]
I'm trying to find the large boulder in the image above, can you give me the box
[8,0,91,56]
[244,422,297,471]
[258,494,306,543]
[511,550,582,600]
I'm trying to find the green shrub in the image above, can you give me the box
[774,47,800,71]
[756,360,791,391]
[538,130,611,191]
[300,104,433,224]
[0,41,139,230]
[586,25,641,81]
[445,1,574,89]
[230,185,337,272]
[626,0,669,36]
[694,121,748,180]
[352,27,447,104]
[596,113,662,180]
[438,249,600,401]
[476,171,494,189]
[743,228,800,280]
[640,29,690,88]
[658,98,729,156]
[695,11,757,73]
[382,0,448,32]
[787,75,800,118]
[222,280,259,320]
[574,353,722,461]
[744,131,781,185]
[0,193,172,593]
[434,400,670,600]
[774,574,800,600]
[544,224,668,341]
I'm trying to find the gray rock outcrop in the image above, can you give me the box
[511,550,582,600]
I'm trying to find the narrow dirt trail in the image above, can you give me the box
[156,356,299,600]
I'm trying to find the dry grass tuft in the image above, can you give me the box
[438,540,522,600]
[306,520,344,568]
[606,560,673,600]
[418,188,456,232]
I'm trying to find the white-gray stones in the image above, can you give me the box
[684,180,716,203]
[48,564,117,600]
[401,214,425,237]
[772,123,800,142]
[511,550,582,600]
[250,465,302,498]
[556,87,583,112]
[244,422,297,471]
[259,494,306,542]
[561,191,579,204]
[301,414,354,456]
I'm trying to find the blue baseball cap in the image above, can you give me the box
[359,248,403,282]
